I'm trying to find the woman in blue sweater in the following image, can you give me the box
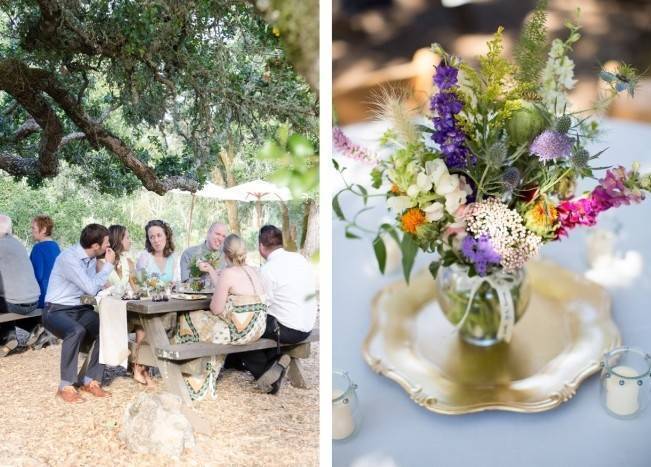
[29,215,61,308]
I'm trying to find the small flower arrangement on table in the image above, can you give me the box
[333,2,651,346]
[135,271,170,301]
[188,251,222,291]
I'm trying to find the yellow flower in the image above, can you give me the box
[401,208,426,234]
[524,199,558,236]
[272,26,280,37]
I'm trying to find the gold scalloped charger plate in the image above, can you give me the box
[363,260,621,414]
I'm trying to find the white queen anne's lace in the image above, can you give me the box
[465,198,542,272]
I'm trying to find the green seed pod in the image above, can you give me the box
[506,100,546,146]
[571,148,590,169]
[486,141,508,168]
[555,115,572,134]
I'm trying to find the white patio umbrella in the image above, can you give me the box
[171,182,246,246]
[222,179,292,229]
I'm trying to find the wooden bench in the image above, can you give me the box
[0,309,42,324]
[95,298,319,403]
[131,328,319,392]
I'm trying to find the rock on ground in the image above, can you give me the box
[119,392,195,459]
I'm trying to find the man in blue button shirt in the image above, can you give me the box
[43,224,116,403]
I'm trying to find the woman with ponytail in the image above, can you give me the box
[174,234,267,400]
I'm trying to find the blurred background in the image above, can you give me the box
[333,0,651,125]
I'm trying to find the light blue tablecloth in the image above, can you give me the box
[333,119,651,467]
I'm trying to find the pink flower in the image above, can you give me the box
[332,128,376,165]
[556,166,645,238]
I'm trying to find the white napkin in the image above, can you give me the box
[97,293,129,368]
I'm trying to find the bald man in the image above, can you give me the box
[0,214,44,357]
[180,222,228,283]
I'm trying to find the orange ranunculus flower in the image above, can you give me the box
[390,183,401,194]
[401,208,426,234]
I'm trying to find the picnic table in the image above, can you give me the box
[94,297,318,404]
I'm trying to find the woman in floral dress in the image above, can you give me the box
[175,234,267,400]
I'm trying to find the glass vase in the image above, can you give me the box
[435,264,531,347]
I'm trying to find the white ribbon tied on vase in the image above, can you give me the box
[454,271,517,343]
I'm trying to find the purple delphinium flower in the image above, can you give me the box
[530,130,573,162]
[434,65,459,90]
[461,234,502,276]
[333,127,376,165]
[430,64,473,169]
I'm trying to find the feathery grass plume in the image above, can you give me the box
[515,0,549,94]
[370,86,420,145]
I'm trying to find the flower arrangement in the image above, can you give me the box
[334,3,650,283]
[188,251,221,291]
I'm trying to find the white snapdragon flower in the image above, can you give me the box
[445,189,467,214]
[387,196,413,212]
[423,202,445,221]
[435,172,459,195]
[425,159,447,183]
[541,38,576,115]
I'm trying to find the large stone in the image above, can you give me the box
[119,392,195,458]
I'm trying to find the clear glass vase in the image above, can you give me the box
[435,264,531,346]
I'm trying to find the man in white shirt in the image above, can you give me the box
[226,225,317,394]
[43,224,115,403]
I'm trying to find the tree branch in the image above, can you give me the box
[0,58,198,193]
[12,117,40,142]
[0,59,62,176]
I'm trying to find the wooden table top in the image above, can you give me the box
[126,298,211,315]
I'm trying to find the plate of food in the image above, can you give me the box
[175,285,215,294]
[171,293,209,301]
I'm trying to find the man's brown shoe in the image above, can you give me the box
[56,386,85,404]
[80,380,111,398]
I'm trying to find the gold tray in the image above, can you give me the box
[363,260,621,414]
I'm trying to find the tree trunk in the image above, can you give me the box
[211,157,240,236]
[301,198,319,258]
[281,201,297,251]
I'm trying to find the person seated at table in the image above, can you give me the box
[30,215,61,309]
[174,234,267,400]
[179,221,228,284]
[42,223,115,403]
[98,225,136,291]
[136,220,180,284]
[99,224,154,387]
[0,214,45,357]
[225,225,317,394]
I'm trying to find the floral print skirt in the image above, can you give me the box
[174,300,266,401]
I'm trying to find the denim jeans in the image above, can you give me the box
[42,304,104,385]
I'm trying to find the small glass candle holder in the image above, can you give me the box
[600,347,651,419]
[332,370,360,441]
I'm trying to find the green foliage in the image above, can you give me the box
[0,167,307,254]
[400,233,419,284]
[479,27,516,104]
[260,125,318,198]
[514,0,549,94]
[0,1,317,195]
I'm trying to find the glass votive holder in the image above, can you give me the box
[333,370,360,441]
[600,347,651,419]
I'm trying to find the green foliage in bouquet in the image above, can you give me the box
[333,1,650,283]
[189,251,223,278]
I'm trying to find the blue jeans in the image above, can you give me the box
[42,304,104,386]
